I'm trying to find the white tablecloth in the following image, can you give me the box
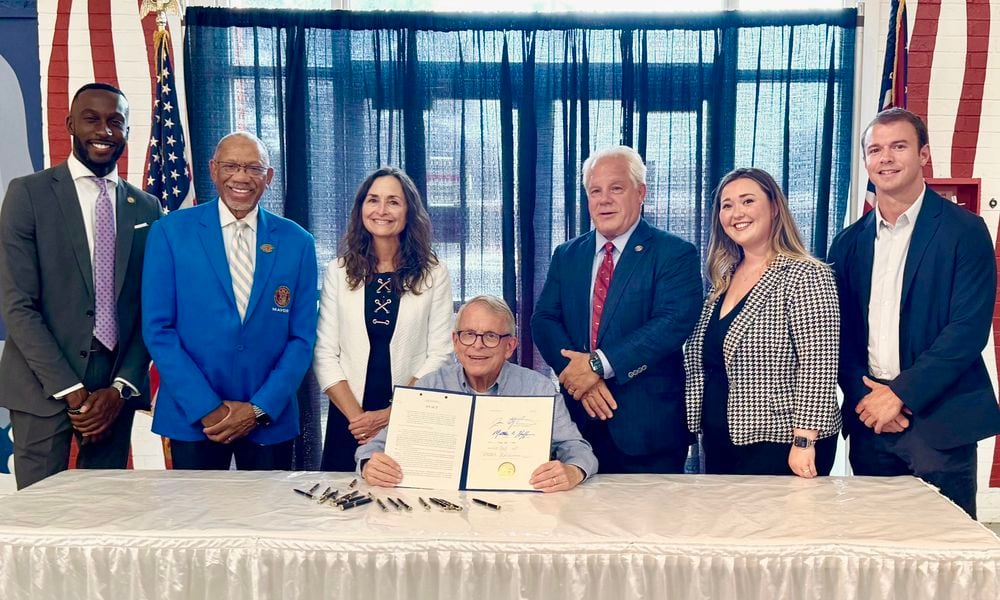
[0,470,997,599]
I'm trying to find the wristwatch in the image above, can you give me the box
[588,352,605,378]
[792,436,817,448]
[252,404,271,427]
[111,381,134,401]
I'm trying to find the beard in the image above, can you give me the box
[72,135,126,177]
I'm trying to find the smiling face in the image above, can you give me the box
[453,302,517,392]
[361,175,408,242]
[209,135,274,220]
[718,177,777,254]
[864,120,929,202]
[586,156,645,240]
[65,89,129,177]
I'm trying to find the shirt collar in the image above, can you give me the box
[595,217,641,257]
[875,184,925,233]
[218,198,259,232]
[67,152,119,186]
[456,359,506,395]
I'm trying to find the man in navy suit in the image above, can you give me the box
[828,109,1000,518]
[531,146,702,473]
[142,132,317,470]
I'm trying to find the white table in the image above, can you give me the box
[0,470,998,599]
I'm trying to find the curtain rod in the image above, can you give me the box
[185,7,858,32]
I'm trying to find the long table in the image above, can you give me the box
[0,470,998,599]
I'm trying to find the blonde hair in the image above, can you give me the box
[706,168,819,301]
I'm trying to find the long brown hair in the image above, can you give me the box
[340,166,438,294]
[706,168,818,301]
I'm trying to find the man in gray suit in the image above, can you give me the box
[0,82,161,489]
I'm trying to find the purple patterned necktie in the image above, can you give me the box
[90,177,118,350]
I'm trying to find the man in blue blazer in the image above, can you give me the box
[828,109,1000,518]
[142,132,317,470]
[531,146,702,473]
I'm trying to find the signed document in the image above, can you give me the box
[465,395,555,491]
[384,387,473,490]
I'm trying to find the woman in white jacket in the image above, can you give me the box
[314,167,453,471]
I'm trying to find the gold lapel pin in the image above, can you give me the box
[260,243,274,253]
[634,244,644,252]
[127,196,136,204]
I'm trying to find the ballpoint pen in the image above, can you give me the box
[386,497,402,511]
[341,497,373,510]
[418,497,431,511]
[472,498,502,511]
[375,498,389,512]
[396,498,412,512]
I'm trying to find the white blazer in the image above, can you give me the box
[313,259,454,406]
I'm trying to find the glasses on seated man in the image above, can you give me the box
[455,330,512,348]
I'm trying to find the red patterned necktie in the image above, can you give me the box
[591,241,615,350]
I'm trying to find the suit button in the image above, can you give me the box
[86,310,95,317]
[80,350,88,358]
[237,345,245,351]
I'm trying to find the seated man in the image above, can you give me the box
[358,295,598,492]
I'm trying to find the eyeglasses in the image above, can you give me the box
[216,161,269,178]
[455,330,511,348]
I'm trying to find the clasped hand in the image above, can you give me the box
[856,376,911,434]
[201,401,257,443]
[558,349,617,420]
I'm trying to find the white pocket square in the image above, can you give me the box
[134,222,149,230]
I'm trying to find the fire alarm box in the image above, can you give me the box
[926,178,981,215]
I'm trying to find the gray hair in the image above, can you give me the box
[582,145,646,189]
[455,295,516,336]
[213,131,271,166]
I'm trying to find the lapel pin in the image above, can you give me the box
[127,196,136,204]
[260,243,274,253]
[634,244,644,252]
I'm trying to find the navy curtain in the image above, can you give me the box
[184,8,856,469]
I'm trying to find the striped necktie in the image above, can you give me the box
[229,220,254,321]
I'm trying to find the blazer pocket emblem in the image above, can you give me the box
[134,222,149,230]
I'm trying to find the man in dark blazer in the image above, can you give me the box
[532,146,702,473]
[828,108,1000,518]
[0,83,161,489]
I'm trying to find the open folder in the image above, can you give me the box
[383,386,555,491]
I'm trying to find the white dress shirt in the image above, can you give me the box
[588,217,642,379]
[218,199,258,273]
[867,186,926,380]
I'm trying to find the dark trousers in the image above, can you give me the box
[170,438,294,470]
[10,341,133,490]
[583,420,688,474]
[702,433,838,476]
[849,427,978,519]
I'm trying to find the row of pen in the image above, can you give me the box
[292,481,503,512]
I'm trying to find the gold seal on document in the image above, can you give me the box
[498,462,516,478]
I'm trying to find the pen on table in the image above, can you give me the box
[375,497,389,512]
[320,489,339,504]
[349,478,358,489]
[472,498,502,511]
[396,498,412,512]
[418,497,432,511]
[307,483,320,495]
[334,491,361,506]
[317,487,333,502]
[386,497,402,511]
[293,488,314,499]
[341,497,373,511]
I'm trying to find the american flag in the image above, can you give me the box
[145,27,194,212]
[863,0,907,214]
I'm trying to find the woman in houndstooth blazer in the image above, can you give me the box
[684,168,841,478]
[313,168,453,471]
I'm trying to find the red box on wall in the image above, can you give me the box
[926,178,981,214]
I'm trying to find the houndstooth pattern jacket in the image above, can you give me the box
[684,254,842,445]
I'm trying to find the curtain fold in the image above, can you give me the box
[184,8,857,468]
